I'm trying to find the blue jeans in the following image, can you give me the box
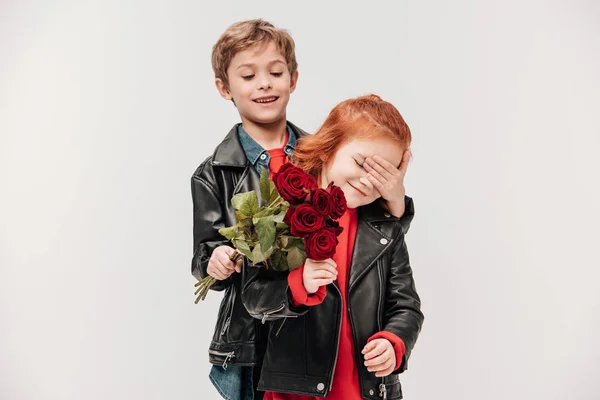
[209,364,255,400]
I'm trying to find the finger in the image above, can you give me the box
[362,341,376,354]
[367,156,397,179]
[375,364,395,377]
[310,278,335,286]
[367,358,394,373]
[216,252,235,271]
[313,264,338,276]
[234,258,242,273]
[364,341,386,360]
[366,174,385,196]
[364,347,393,367]
[208,264,228,280]
[310,258,337,269]
[309,270,337,280]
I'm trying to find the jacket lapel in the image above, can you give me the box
[348,202,399,291]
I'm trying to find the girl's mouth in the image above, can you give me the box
[348,183,368,196]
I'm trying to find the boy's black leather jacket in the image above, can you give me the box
[191,122,309,367]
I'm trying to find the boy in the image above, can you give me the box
[191,19,411,400]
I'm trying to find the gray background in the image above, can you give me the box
[1,1,599,399]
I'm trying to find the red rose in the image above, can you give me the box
[283,206,295,225]
[310,188,333,216]
[326,219,344,236]
[305,227,339,260]
[329,185,347,219]
[274,163,317,204]
[290,204,325,237]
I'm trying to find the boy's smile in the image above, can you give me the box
[216,42,298,128]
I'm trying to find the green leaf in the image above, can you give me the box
[280,235,303,250]
[235,210,248,223]
[218,226,238,240]
[232,191,259,216]
[252,243,274,264]
[273,207,287,223]
[259,167,270,205]
[269,182,280,205]
[253,207,277,219]
[287,247,306,270]
[276,222,289,230]
[232,239,253,260]
[255,217,276,253]
[269,249,289,272]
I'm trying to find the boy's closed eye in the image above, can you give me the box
[242,74,255,80]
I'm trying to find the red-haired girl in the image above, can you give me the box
[241,94,424,400]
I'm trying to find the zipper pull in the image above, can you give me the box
[379,383,387,399]
[222,352,234,370]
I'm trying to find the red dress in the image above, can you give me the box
[263,208,405,400]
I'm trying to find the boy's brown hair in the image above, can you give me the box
[212,19,298,88]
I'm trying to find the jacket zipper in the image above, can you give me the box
[208,349,236,369]
[261,303,285,324]
[329,284,343,391]
[377,260,386,399]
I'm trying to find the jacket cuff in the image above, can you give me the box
[287,265,327,307]
[368,331,406,371]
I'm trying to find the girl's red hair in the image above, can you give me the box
[294,94,411,182]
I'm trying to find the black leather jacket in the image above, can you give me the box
[191,122,309,367]
[241,200,423,400]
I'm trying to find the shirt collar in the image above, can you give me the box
[237,124,297,166]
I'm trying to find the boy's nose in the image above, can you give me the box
[258,76,272,90]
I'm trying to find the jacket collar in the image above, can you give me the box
[211,121,307,168]
[348,201,402,291]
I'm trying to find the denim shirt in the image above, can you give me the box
[237,124,296,175]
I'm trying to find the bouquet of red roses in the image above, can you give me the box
[194,163,347,302]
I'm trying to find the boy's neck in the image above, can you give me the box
[241,117,288,150]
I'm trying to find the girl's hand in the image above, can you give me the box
[362,150,410,217]
[362,339,396,377]
[207,246,242,280]
[302,258,337,294]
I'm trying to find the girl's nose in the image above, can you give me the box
[359,176,374,191]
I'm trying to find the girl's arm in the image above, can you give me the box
[380,231,424,373]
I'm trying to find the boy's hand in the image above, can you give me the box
[207,246,242,281]
[362,150,411,217]
[362,339,396,377]
[303,258,337,294]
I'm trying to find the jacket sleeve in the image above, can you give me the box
[382,230,424,373]
[191,173,232,291]
[398,195,415,235]
[241,260,312,323]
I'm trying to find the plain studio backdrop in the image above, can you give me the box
[1,1,599,399]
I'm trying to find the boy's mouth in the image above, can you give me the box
[253,96,279,104]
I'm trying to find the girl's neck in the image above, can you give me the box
[241,117,288,150]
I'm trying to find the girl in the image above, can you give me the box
[241,94,424,400]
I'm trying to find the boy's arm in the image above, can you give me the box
[191,174,233,291]
[380,230,424,374]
